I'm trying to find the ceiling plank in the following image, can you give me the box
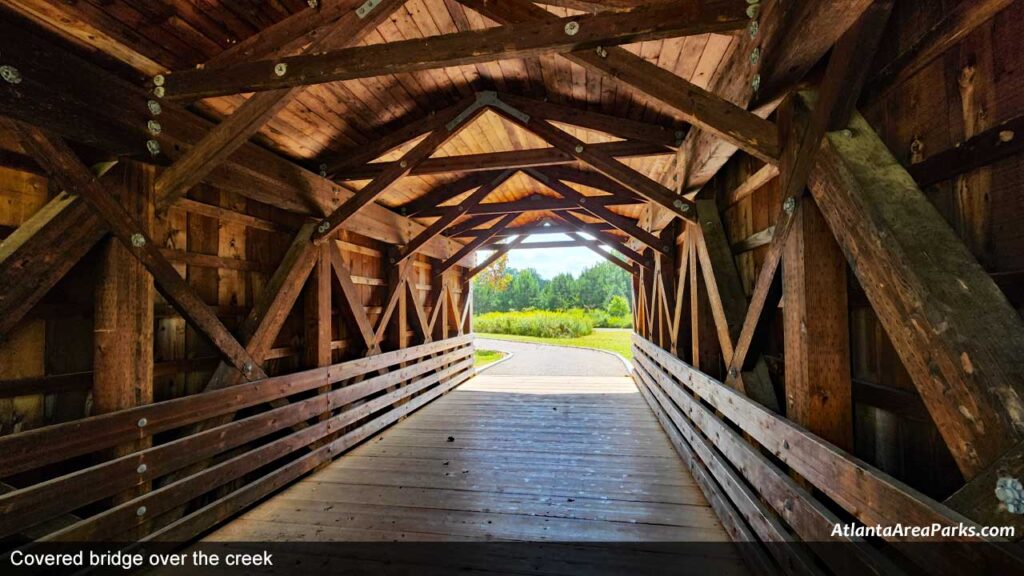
[458,0,779,163]
[161,3,747,99]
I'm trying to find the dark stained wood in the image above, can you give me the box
[15,125,266,381]
[336,141,671,180]
[161,3,747,99]
[908,113,1024,187]
[330,244,378,352]
[783,199,852,451]
[418,195,636,218]
[455,222,614,238]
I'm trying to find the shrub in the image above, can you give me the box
[473,310,593,338]
[607,295,630,317]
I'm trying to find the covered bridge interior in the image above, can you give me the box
[1,0,1024,574]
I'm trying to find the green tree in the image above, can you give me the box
[505,268,543,310]
[542,273,580,310]
[578,261,630,309]
[607,294,630,316]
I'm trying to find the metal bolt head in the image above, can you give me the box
[147,120,162,135]
[574,144,584,154]
[751,74,761,92]
[595,46,608,59]
[147,100,162,115]
[783,197,796,215]
[399,159,409,168]
[130,233,146,248]
[317,221,330,234]
[307,0,319,7]
[749,47,760,65]
[137,463,148,474]
[749,20,759,38]
[673,199,685,210]
[243,362,253,375]
[274,63,288,77]
[746,3,761,18]
[137,417,148,428]
[564,21,580,36]
[136,506,147,517]
[1,65,22,84]
[146,139,161,156]
[839,128,854,138]
[153,86,165,98]
[728,367,738,379]
[999,130,1015,143]
[152,74,165,87]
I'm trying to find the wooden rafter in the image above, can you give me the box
[152,0,407,209]
[436,214,518,276]
[15,125,267,381]
[455,222,614,238]
[466,235,529,279]
[396,170,515,264]
[335,141,671,180]
[526,168,666,253]
[458,0,779,164]
[160,3,747,99]
[569,233,634,274]
[555,211,651,271]
[418,195,637,218]
[312,99,483,242]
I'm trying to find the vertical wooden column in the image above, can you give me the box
[304,243,332,368]
[92,161,154,502]
[782,199,853,450]
[386,247,409,351]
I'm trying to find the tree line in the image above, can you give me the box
[473,257,632,315]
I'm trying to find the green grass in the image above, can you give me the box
[476,328,633,360]
[474,349,506,367]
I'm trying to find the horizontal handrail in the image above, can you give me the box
[632,334,1024,574]
[0,345,474,538]
[0,334,471,478]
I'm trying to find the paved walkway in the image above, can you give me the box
[475,337,628,377]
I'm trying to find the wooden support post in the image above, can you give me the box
[15,125,266,381]
[783,199,852,451]
[91,161,154,509]
[385,247,410,351]
[304,244,333,369]
[329,244,378,353]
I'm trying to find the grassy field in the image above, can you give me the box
[474,349,506,367]
[476,328,633,360]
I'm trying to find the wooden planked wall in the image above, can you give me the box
[0,133,464,438]
[700,0,1024,500]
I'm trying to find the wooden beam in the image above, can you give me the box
[152,0,406,208]
[723,164,779,207]
[335,140,671,180]
[496,92,682,146]
[417,194,637,218]
[205,224,320,391]
[0,20,467,261]
[908,113,1024,188]
[555,211,652,270]
[373,259,415,346]
[397,170,515,264]
[304,244,333,369]
[495,111,696,221]
[161,3,747,99]
[803,97,1024,479]
[454,222,614,238]
[444,214,504,238]
[436,214,518,276]
[571,233,634,274]
[15,125,266,381]
[526,168,668,253]
[480,239,595,250]
[329,244,378,352]
[783,199,852,451]
[459,0,779,164]
[723,1,891,396]
[322,102,466,175]
[645,0,875,237]
[466,235,529,279]
[312,102,482,243]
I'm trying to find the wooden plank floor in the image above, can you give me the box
[193,375,747,574]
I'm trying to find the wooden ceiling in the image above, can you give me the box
[3,0,739,236]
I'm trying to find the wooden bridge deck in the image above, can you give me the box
[193,374,746,574]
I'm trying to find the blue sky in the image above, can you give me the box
[474,232,609,279]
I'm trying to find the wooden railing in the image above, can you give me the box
[0,335,474,543]
[631,334,1024,576]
